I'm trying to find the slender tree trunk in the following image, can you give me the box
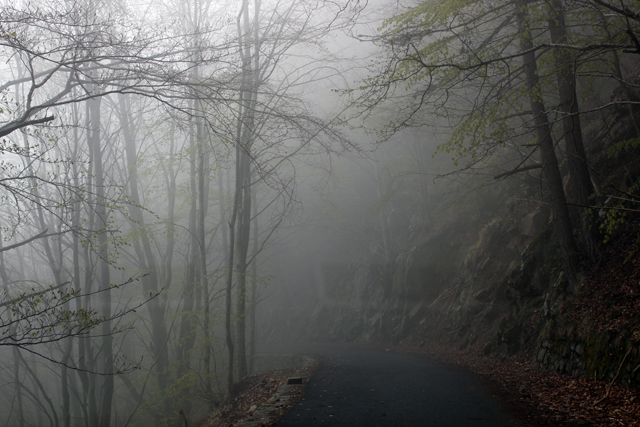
[225,146,239,389]
[219,169,229,256]
[61,338,73,427]
[18,350,59,427]
[67,368,85,426]
[235,149,252,381]
[517,1,579,286]
[14,253,45,427]
[163,134,177,292]
[248,189,258,375]
[31,167,73,427]
[220,156,235,389]
[0,231,25,427]
[82,101,98,427]
[177,102,199,391]
[12,348,25,427]
[118,94,170,393]
[197,110,215,411]
[87,93,114,427]
[234,0,261,382]
[25,130,70,427]
[548,0,598,261]
[71,100,86,427]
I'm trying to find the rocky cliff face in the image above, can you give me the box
[272,188,547,344]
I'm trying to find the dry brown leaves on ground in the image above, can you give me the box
[197,369,294,427]
[197,364,317,427]
[565,216,640,336]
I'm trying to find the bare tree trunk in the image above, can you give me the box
[219,169,229,257]
[225,146,239,389]
[12,348,26,427]
[82,101,98,427]
[177,104,199,392]
[71,100,86,427]
[31,168,72,427]
[517,1,579,286]
[12,252,45,427]
[86,93,114,427]
[234,0,261,382]
[25,127,71,427]
[18,350,59,427]
[163,134,177,292]
[234,149,252,381]
[60,338,73,427]
[0,231,25,427]
[548,0,598,262]
[118,94,170,392]
[197,111,215,411]
[226,0,260,383]
[248,189,258,375]
[217,164,230,385]
[67,368,85,426]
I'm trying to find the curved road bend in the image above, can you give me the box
[265,347,525,427]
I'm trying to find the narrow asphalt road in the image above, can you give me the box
[265,347,525,427]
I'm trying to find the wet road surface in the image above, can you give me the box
[266,347,524,427]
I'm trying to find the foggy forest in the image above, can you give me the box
[1,0,640,426]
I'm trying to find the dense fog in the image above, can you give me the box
[2,0,640,425]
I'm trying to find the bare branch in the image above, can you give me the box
[0,115,55,138]
[0,229,48,253]
[493,163,542,179]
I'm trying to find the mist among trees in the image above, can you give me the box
[1,0,640,425]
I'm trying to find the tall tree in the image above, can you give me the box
[222,0,356,383]
[118,94,170,394]
[548,0,598,261]
[352,0,640,282]
[516,0,579,284]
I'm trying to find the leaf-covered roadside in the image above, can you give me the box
[564,217,640,337]
[198,364,317,427]
[197,370,290,427]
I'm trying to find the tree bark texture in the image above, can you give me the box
[88,94,114,427]
[548,0,599,261]
[233,0,261,382]
[517,1,579,286]
[177,102,200,408]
